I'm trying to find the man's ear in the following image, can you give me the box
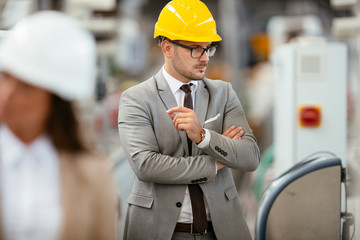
[161,40,173,58]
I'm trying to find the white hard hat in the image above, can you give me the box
[0,11,96,101]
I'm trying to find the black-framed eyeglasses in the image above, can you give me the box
[168,39,217,59]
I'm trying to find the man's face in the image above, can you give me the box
[170,40,212,83]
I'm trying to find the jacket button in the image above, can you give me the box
[176,202,182,208]
[203,178,207,182]
[215,146,219,151]
[224,152,227,156]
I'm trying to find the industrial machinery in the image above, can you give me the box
[255,155,354,240]
[272,37,347,176]
[255,35,354,239]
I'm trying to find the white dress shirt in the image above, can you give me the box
[162,66,213,223]
[0,124,62,240]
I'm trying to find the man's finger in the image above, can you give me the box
[223,126,244,139]
[234,131,244,139]
[172,112,192,125]
[239,129,244,137]
[222,125,236,136]
[225,127,241,138]
[166,106,191,115]
[167,111,176,119]
[176,123,190,131]
[167,106,193,119]
[173,117,190,129]
[216,161,224,170]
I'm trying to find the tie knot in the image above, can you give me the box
[180,84,193,93]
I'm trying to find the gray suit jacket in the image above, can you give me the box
[118,70,260,240]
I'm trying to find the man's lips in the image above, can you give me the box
[195,64,207,71]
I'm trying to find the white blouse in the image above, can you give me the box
[0,124,62,240]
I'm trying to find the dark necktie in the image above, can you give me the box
[180,84,208,233]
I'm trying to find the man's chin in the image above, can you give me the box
[194,71,206,80]
[185,71,206,81]
[192,76,204,81]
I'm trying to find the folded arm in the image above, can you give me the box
[202,83,261,171]
[118,90,217,185]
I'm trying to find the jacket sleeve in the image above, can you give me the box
[118,89,217,185]
[202,83,261,171]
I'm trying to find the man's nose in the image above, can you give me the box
[199,50,210,62]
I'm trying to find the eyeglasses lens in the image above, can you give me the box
[191,46,216,58]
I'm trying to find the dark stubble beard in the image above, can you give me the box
[173,48,207,81]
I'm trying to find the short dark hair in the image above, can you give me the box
[47,94,87,153]
[158,36,167,46]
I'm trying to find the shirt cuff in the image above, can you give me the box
[196,129,217,174]
[196,128,210,149]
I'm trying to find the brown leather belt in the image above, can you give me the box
[175,222,213,235]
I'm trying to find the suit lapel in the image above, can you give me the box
[194,79,209,128]
[194,79,209,155]
[154,70,190,156]
[155,70,177,111]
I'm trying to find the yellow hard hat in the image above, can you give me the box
[154,0,222,42]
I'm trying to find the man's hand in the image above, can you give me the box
[167,106,203,143]
[167,107,245,170]
[222,125,244,139]
[216,126,245,170]
[216,161,224,170]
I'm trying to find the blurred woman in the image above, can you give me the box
[0,11,116,240]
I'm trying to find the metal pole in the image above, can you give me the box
[218,0,252,192]
[99,55,110,153]
[218,0,249,103]
[36,0,51,10]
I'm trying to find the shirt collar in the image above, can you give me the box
[0,124,57,169]
[162,66,198,94]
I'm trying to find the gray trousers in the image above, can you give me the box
[171,231,217,240]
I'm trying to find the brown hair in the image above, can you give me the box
[47,94,87,153]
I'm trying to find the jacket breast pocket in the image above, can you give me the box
[127,193,154,209]
[203,117,221,132]
[224,185,238,201]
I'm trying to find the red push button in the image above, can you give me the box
[299,105,321,127]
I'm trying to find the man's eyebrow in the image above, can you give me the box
[190,43,213,48]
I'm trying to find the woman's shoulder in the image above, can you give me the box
[60,150,111,176]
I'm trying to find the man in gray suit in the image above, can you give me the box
[118,0,260,239]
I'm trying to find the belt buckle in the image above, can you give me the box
[190,224,207,236]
